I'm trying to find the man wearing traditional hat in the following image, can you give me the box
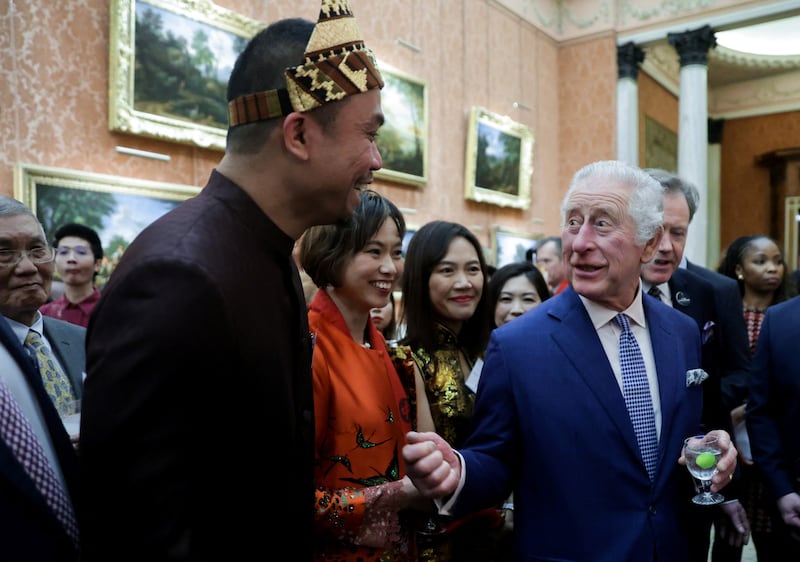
[79,2,384,560]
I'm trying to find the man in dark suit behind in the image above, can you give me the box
[685,259,751,408]
[643,169,752,560]
[80,2,385,560]
[402,160,738,561]
[0,195,80,560]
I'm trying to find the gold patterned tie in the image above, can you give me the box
[24,330,77,416]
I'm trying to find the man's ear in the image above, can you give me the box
[282,112,311,161]
[641,225,664,264]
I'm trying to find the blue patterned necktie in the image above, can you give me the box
[25,330,77,416]
[615,313,658,480]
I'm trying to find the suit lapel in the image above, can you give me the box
[0,316,79,521]
[645,298,687,486]
[669,271,700,320]
[550,290,642,462]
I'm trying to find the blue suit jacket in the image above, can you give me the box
[747,297,800,501]
[456,287,704,561]
[0,315,80,561]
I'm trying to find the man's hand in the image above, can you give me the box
[778,492,800,531]
[402,431,461,499]
[679,429,737,492]
[707,429,737,492]
[717,500,750,547]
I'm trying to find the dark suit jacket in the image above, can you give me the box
[747,297,800,501]
[0,315,80,561]
[80,170,315,561]
[668,268,728,432]
[455,287,704,561]
[686,260,751,410]
[42,316,86,399]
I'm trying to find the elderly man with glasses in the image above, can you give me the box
[0,194,84,560]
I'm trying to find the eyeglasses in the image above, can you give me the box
[55,245,91,257]
[0,246,55,268]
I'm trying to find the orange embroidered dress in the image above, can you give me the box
[309,290,416,561]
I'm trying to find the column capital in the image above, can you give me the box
[617,42,645,80]
[668,25,717,66]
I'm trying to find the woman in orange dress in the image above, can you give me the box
[300,190,433,562]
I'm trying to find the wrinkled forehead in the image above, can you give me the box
[565,180,631,216]
[0,214,47,243]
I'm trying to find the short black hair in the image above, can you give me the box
[53,223,103,260]
[225,18,314,152]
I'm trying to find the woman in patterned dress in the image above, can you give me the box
[300,190,434,562]
[399,220,502,562]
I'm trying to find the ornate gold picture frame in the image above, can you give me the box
[108,0,263,150]
[374,64,428,187]
[464,107,534,210]
[14,163,199,286]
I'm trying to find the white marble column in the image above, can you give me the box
[616,43,644,166]
[668,26,716,267]
[707,119,724,268]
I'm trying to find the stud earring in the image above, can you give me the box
[737,274,744,280]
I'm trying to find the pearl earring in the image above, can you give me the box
[737,274,744,281]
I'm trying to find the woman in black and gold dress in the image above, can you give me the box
[399,220,504,562]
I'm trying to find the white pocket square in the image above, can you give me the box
[686,369,709,387]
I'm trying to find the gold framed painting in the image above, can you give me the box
[464,107,534,210]
[374,64,428,187]
[108,0,263,150]
[13,163,200,287]
[491,227,540,268]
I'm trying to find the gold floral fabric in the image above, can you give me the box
[411,323,478,449]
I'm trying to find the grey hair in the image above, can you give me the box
[644,168,700,222]
[0,195,37,219]
[560,160,664,246]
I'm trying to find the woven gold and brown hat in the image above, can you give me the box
[228,0,383,127]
